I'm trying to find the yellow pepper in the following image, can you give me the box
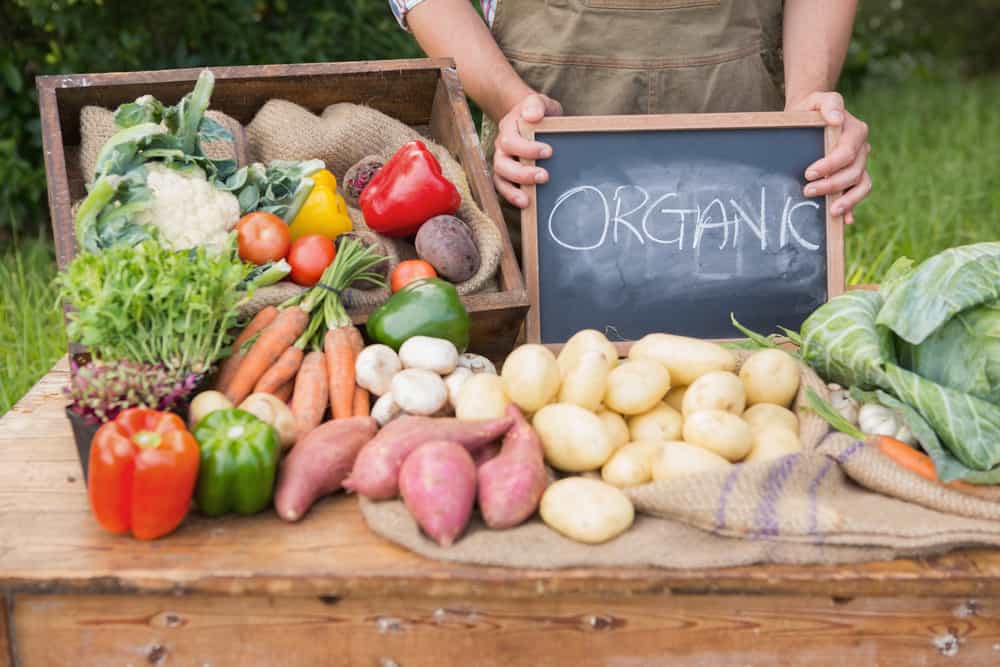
[288,169,352,241]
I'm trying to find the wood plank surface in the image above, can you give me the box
[4,363,1000,599]
[13,593,1000,666]
[1,595,11,667]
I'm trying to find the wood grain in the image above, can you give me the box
[5,364,1000,600]
[1,595,11,667]
[13,593,1000,666]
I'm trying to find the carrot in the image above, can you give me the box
[254,345,304,395]
[874,435,938,482]
[215,306,278,392]
[353,386,370,417]
[291,351,329,440]
[273,380,294,403]
[226,306,310,406]
[325,327,359,420]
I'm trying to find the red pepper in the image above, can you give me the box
[88,408,200,540]
[360,140,461,237]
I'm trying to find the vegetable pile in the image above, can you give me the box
[798,242,1000,484]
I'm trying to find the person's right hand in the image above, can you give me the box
[493,93,563,208]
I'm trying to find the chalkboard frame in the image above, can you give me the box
[520,111,845,352]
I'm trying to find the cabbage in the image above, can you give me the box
[800,242,1000,481]
[898,302,1000,405]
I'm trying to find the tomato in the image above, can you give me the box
[287,235,336,286]
[390,259,438,292]
[236,212,291,265]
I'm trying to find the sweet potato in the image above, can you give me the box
[472,441,502,467]
[344,415,513,500]
[274,416,378,522]
[477,404,547,529]
[399,441,477,547]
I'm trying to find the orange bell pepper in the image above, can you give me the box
[88,408,200,540]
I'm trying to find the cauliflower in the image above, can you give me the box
[135,163,241,253]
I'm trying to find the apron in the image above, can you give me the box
[483,0,787,241]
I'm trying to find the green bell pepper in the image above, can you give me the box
[193,408,279,517]
[366,277,470,351]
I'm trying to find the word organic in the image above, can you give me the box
[546,184,822,254]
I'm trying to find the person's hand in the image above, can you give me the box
[788,92,872,225]
[493,93,563,208]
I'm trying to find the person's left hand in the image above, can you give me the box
[788,92,871,225]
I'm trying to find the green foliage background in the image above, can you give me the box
[1,0,998,238]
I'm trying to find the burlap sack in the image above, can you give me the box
[79,106,246,181]
[360,351,1000,569]
[246,100,502,296]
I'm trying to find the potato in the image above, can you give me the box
[628,402,683,442]
[557,329,618,377]
[603,359,671,415]
[739,349,801,407]
[743,403,799,436]
[663,386,688,413]
[596,409,630,453]
[239,393,297,451]
[682,409,753,461]
[601,440,664,487]
[540,477,634,544]
[745,427,803,463]
[682,371,746,417]
[501,344,561,413]
[557,350,609,412]
[628,333,736,386]
[455,373,510,421]
[652,441,731,481]
[188,390,233,428]
[533,403,614,472]
[414,215,481,283]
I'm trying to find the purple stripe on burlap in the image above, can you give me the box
[714,466,743,532]
[808,440,865,543]
[752,453,802,539]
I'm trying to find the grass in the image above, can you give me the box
[1,76,998,414]
[0,235,67,414]
[844,76,1000,283]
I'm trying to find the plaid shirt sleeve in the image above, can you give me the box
[390,0,496,30]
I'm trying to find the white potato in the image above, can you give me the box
[739,349,800,407]
[455,373,510,421]
[540,477,634,544]
[188,390,233,428]
[652,441,731,481]
[601,440,664,488]
[398,336,458,375]
[745,427,803,463]
[743,403,799,436]
[533,403,614,472]
[596,409,630,453]
[629,334,736,386]
[603,359,671,415]
[501,344,561,413]
[391,369,448,416]
[663,386,688,413]
[628,402,683,442]
[682,371,746,417]
[682,409,753,461]
[239,393,296,451]
[556,329,619,377]
[558,350,609,412]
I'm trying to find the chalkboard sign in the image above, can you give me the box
[521,112,844,348]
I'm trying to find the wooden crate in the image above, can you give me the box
[37,59,528,359]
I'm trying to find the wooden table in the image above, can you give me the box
[4,363,1000,666]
